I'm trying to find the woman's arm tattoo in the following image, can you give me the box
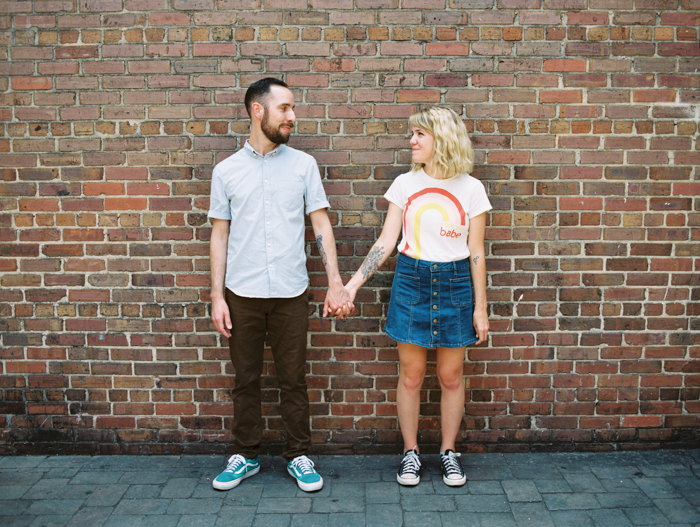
[316,235,328,266]
[361,245,385,280]
[472,255,480,266]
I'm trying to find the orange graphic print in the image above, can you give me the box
[403,188,466,259]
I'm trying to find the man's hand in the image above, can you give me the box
[323,279,354,320]
[212,296,232,338]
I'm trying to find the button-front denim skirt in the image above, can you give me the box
[384,253,478,349]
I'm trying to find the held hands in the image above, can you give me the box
[323,279,355,320]
[336,282,358,318]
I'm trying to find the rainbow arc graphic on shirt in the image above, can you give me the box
[403,188,466,260]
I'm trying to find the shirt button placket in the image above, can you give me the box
[263,156,276,295]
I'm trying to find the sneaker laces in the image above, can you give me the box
[222,454,246,474]
[290,455,315,475]
[441,451,463,477]
[400,449,421,473]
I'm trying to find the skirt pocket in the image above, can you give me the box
[393,273,420,305]
[449,276,473,308]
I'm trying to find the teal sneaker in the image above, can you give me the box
[213,454,260,490]
[287,455,323,492]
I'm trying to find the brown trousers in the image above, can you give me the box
[225,288,311,461]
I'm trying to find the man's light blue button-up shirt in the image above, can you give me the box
[208,141,330,299]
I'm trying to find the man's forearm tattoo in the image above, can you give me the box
[316,235,328,266]
[473,255,480,266]
[361,245,385,280]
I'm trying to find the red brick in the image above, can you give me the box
[659,43,700,56]
[568,12,609,25]
[543,59,586,72]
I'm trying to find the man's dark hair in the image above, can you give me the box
[244,77,289,116]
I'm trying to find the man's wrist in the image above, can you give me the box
[211,290,226,302]
[327,275,344,287]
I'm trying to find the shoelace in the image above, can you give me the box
[400,450,421,474]
[223,454,246,473]
[290,456,315,475]
[441,451,463,476]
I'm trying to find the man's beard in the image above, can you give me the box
[261,108,292,144]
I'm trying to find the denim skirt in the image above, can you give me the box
[384,253,478,349]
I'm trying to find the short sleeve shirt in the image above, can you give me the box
[208,141,330,298]
[384,169,492,262]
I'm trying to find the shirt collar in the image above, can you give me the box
[244,140,284,159]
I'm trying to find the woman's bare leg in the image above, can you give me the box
[436,346,467,452]
[396,342,428,452]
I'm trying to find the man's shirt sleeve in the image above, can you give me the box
[208,166,232,220]
[303,156,330,214]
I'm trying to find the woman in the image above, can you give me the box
[345,107,491,486]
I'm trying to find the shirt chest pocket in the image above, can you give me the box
[274,177,305,212]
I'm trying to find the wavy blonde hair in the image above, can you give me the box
[409,107,474,179]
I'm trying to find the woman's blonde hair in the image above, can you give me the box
[409,107,474,179]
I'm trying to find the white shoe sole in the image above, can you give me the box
[397,474,420,486]
[288,467,324,492]
[443,474,467,487]
[212,465,259,490]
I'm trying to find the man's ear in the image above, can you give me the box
[251,101,264,121]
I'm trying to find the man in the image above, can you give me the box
[208,78,351,493]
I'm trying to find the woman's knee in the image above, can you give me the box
[437,367,463,392]
[399,366,426,392]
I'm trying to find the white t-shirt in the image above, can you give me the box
[384,169,492,262]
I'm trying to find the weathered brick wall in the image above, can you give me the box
[1,0,699,455]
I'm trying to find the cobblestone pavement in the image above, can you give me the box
[2,450,700,526]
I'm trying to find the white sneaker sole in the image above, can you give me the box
[397,474,420,486]
[287,466,324,492]
[443,474,467,487]
[212,465,259,490]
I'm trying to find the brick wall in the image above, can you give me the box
[1,0,699,455]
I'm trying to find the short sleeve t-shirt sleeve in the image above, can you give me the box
[384,169,492,262]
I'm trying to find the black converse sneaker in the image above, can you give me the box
[397,448,421,486]
[440,450,466,486]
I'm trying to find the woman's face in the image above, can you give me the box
[409,126,435,167]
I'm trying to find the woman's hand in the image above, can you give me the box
[323,279,353,320]
[331,282,357,318]
[473,308,489,345]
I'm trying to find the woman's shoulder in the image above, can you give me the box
[396,169,420,180]
[452,172,487,189]
[388,169,421,189]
